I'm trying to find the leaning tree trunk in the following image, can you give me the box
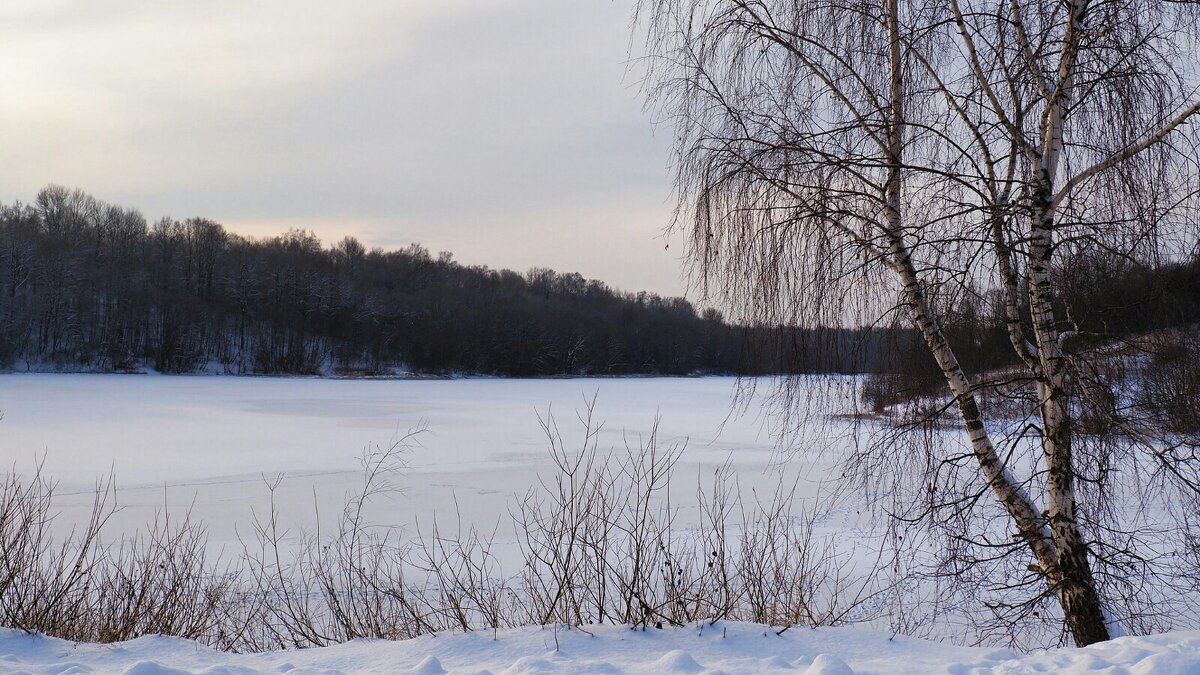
[881,0,1058,624]
[890,196,1109,646]
[1015,0,1110,641]
[894,0,1109,645]
[1028,191,1110,646]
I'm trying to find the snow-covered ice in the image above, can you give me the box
[0,374,843,547]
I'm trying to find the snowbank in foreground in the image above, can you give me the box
[3,623,1199,675]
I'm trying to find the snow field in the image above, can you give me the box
[0,374,852,575]
[3,622,1200,674]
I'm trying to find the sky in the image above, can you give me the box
[0,0,688,297]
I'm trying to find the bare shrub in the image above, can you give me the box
[407,514,518,633]
[0,464,239,647]
[2,411,888,651]
[514,405,688,628]
[86,511,243,646]
[241,430,432,649]
[515,402,889,631]
[0,465,112,635]
[1137,334,1200,434]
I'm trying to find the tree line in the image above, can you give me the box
[5,185,1192,380]
[0,186,736,375]
[872,250,1200,407]
[0,185,894,377]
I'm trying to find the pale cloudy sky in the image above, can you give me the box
[0,0,687,296]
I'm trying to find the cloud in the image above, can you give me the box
[0,0,684,296]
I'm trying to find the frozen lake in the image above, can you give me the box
[8,373,1182,650]
[0,374,853,547]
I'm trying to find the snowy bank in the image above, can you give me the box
[3,623,1200,675]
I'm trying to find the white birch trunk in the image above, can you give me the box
[881,0,1061,583]
[1022,0,1110,645]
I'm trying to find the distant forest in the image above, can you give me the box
[3,186,1196,378]
[0,185,869,376]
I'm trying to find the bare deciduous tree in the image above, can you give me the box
[637,0,1200,646]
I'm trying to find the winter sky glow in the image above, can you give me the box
[0,0,686,296]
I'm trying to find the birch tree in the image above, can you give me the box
[637,0,1200,646]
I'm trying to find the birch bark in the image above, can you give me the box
[882,0,1063,596]
[1021,0,1110,645]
